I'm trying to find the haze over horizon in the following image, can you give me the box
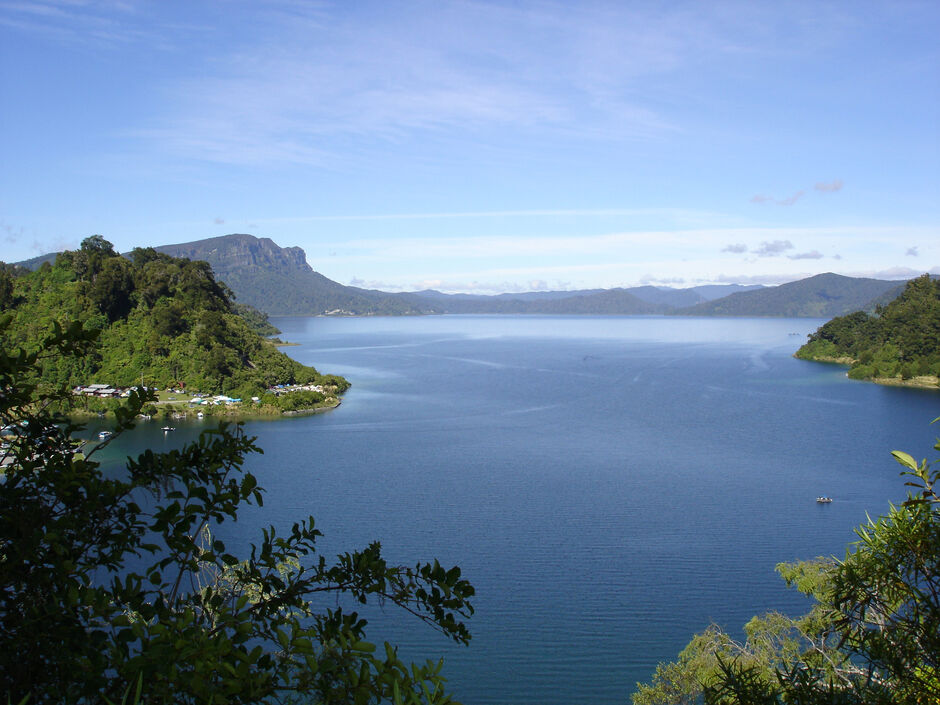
[1,1,938,295]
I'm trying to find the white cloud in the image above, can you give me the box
[722,243,748,253]
[753,240,794,257]
[713,272,812,286]
[906,246,919,256]
[787,250,824,260]
[639,275,687,285]
[349,277,572,295]
[847,266,938,280]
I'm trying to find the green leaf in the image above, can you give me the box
[891,450,918,470]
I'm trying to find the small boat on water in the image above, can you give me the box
[161,426,175,432]
[98,430,113,440]
[816,496,833,503]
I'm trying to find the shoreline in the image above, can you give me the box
[70,398,342,421]
[795,354,940,391]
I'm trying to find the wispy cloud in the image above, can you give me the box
[713,272,812,286]
[751,191,804,206]
[260,207,713,223]
[0,0,180,48]
[814,179,843,193]
[319,225,937,264]
[0,220,24,246]
[753,240,794,257]
[639,275,687,285]
[108,3,843,166]
[349,276,573,295]
[906,246,919,256]
[725,242,836,261]
[788,250,824,260]
[752,179,842,206]
[0,219,75,255]
[848,266,940,280]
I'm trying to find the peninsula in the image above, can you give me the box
[795,274,940,390]
[0,236,349,419]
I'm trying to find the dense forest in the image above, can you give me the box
[0,236,347,399]
[795,274,940,383]
[679,273,901,318]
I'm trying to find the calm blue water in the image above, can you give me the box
[90,315,940,703]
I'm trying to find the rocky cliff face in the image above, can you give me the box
[156,234,312,276]
[152,233,436,316]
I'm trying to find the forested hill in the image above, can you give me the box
[0,236,347,398]
[155,234,438,316]
[795,274,940,385]
[676,273,901,317]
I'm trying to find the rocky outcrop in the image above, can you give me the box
[156,234,311,277]
[156,234,437,316]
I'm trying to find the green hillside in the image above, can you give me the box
[795,274,940,385]
[0,236,348,400]
[676,273,900,317]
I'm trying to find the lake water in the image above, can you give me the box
[91,315,940,703]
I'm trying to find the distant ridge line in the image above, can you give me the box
[11,234,916,318]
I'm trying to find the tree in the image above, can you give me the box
[71,234,119,283]
[635,423,940,705]
[0,316,474,704]
[0,265,14,310]
[89,256,135,322]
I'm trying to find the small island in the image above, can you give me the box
[0,236,349,419]
[795,274,940,390]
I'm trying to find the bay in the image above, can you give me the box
[91,315,940,703]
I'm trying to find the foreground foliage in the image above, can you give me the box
[634,423,940,704]
[796,274,940,384]
[0,319,473,703]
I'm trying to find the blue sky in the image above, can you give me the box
[1,0,938,294]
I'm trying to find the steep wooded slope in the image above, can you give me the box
[1,237,346,397]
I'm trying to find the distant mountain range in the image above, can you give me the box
[14,233,913,318]
[677,273,901,318]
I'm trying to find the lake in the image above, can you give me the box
[91,315,940,703]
